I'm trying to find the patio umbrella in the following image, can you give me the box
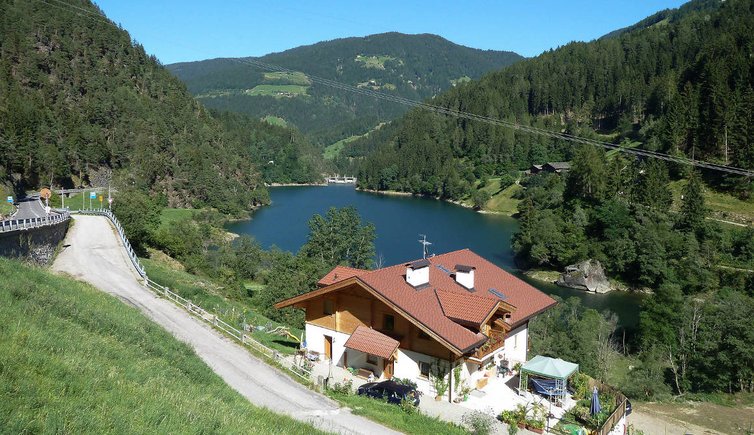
[590,386,601,416]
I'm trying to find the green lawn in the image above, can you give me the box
[263,71,310,86]
[142,258,302,355]
[327,392,467,435]
[669,180,754,224]
[159,208,199,229]
[246,84,308,97]
[48,191,110,211]
[262,115,288,127]
[0,201,14,217]
[0,257,320,434]
[459,177,522,215]
[354,54,398,70]
[324,134,362,159]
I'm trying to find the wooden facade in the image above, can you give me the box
[304,282,508,360]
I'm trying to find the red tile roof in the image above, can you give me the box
[317,265,366,287]
[344,325,400,360]
[435,288,498,326]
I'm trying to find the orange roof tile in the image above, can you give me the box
[344,325,399,360]
[317,265,366,287]
[435,288,499,326]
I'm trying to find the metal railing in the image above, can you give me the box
[72,208,312,381]
[0,210,71,233]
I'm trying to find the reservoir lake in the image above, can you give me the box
[227,185,643,328]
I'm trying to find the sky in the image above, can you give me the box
[94,0,688,65]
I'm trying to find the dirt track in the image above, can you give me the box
[53,215,398,435]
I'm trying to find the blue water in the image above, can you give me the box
[227,185,643,327]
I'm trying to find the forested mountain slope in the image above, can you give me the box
[0,0,285,214]
[168,33,522,145]
[356,0,754,199]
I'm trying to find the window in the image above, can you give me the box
[417,330,431,340]
[383,314,395,331]
[323,299,334,315]
[419,361,431,378]
[366,354,378,365]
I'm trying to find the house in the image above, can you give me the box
[274,249,556,401]
[542,162,571,173]
[529,162,571,175]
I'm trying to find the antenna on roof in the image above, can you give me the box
[418,234,432,259]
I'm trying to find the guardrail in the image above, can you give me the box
[0,209,71,233]
[71,208,312,381]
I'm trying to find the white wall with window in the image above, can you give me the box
[304,323,350,365]
[502,323,528,365]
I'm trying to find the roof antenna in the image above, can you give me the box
[418,234,432,259]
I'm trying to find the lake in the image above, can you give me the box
[227,185,643,328]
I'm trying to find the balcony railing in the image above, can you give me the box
[472,329,505,360]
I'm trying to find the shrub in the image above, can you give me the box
[462,410,495,435]
[399,398,418,415]
[328,379,353,395]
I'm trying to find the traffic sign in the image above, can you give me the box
[90,191,96,199]
[99,196,103,203]
[6,196,12,204]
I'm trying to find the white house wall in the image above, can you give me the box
[502,323,528,365]
[305,323,350,365]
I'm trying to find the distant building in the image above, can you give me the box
[528,162,571,175]
[275,249,556,401]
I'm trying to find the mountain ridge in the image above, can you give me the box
[167,32,523,146]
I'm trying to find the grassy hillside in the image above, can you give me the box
[0,258,319,433]
[168,32,522,145]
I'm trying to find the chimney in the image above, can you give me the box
[454,264,475,290]
[406,259,430,287]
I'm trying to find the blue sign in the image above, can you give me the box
[90,191,97,199]
[6,196,12,204]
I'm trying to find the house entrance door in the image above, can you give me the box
[324,335,333,360]
[383,358,394,379]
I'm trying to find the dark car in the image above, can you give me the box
[357,380,420,406]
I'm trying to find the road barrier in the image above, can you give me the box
[72,208,312,381]
[0,210,70,233]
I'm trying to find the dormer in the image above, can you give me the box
[406,259,430,287]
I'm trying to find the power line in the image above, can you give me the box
[30,0,754,177]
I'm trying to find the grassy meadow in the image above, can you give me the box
[246,84,308,97]
[141,258,302,355]
[0,257,319,434]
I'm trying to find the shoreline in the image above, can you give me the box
[357,188,514,216]
[265,182,328,187]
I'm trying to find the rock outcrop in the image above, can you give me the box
[556,259,612,293]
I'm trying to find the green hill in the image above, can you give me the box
[355,0,754,200]
[0,257,320,433]
[0,0,297,213]
[167,32,522,146]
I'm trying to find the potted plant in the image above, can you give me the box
[525,417,545,434]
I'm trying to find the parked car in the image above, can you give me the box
[357,380,420,406]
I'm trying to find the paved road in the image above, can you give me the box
[11,196,48,220]
[52,215,399,435]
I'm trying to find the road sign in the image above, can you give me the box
[99,196,103,203]
[6,196,12,204]
[90,191,96,199]
[39,188,52,200]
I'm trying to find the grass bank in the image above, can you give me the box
[0,257,319,434]
[141,258,302,355]
[327,392,467,435]
[669,179,754,225]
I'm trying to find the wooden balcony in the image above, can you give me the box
[472,330,505,360]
